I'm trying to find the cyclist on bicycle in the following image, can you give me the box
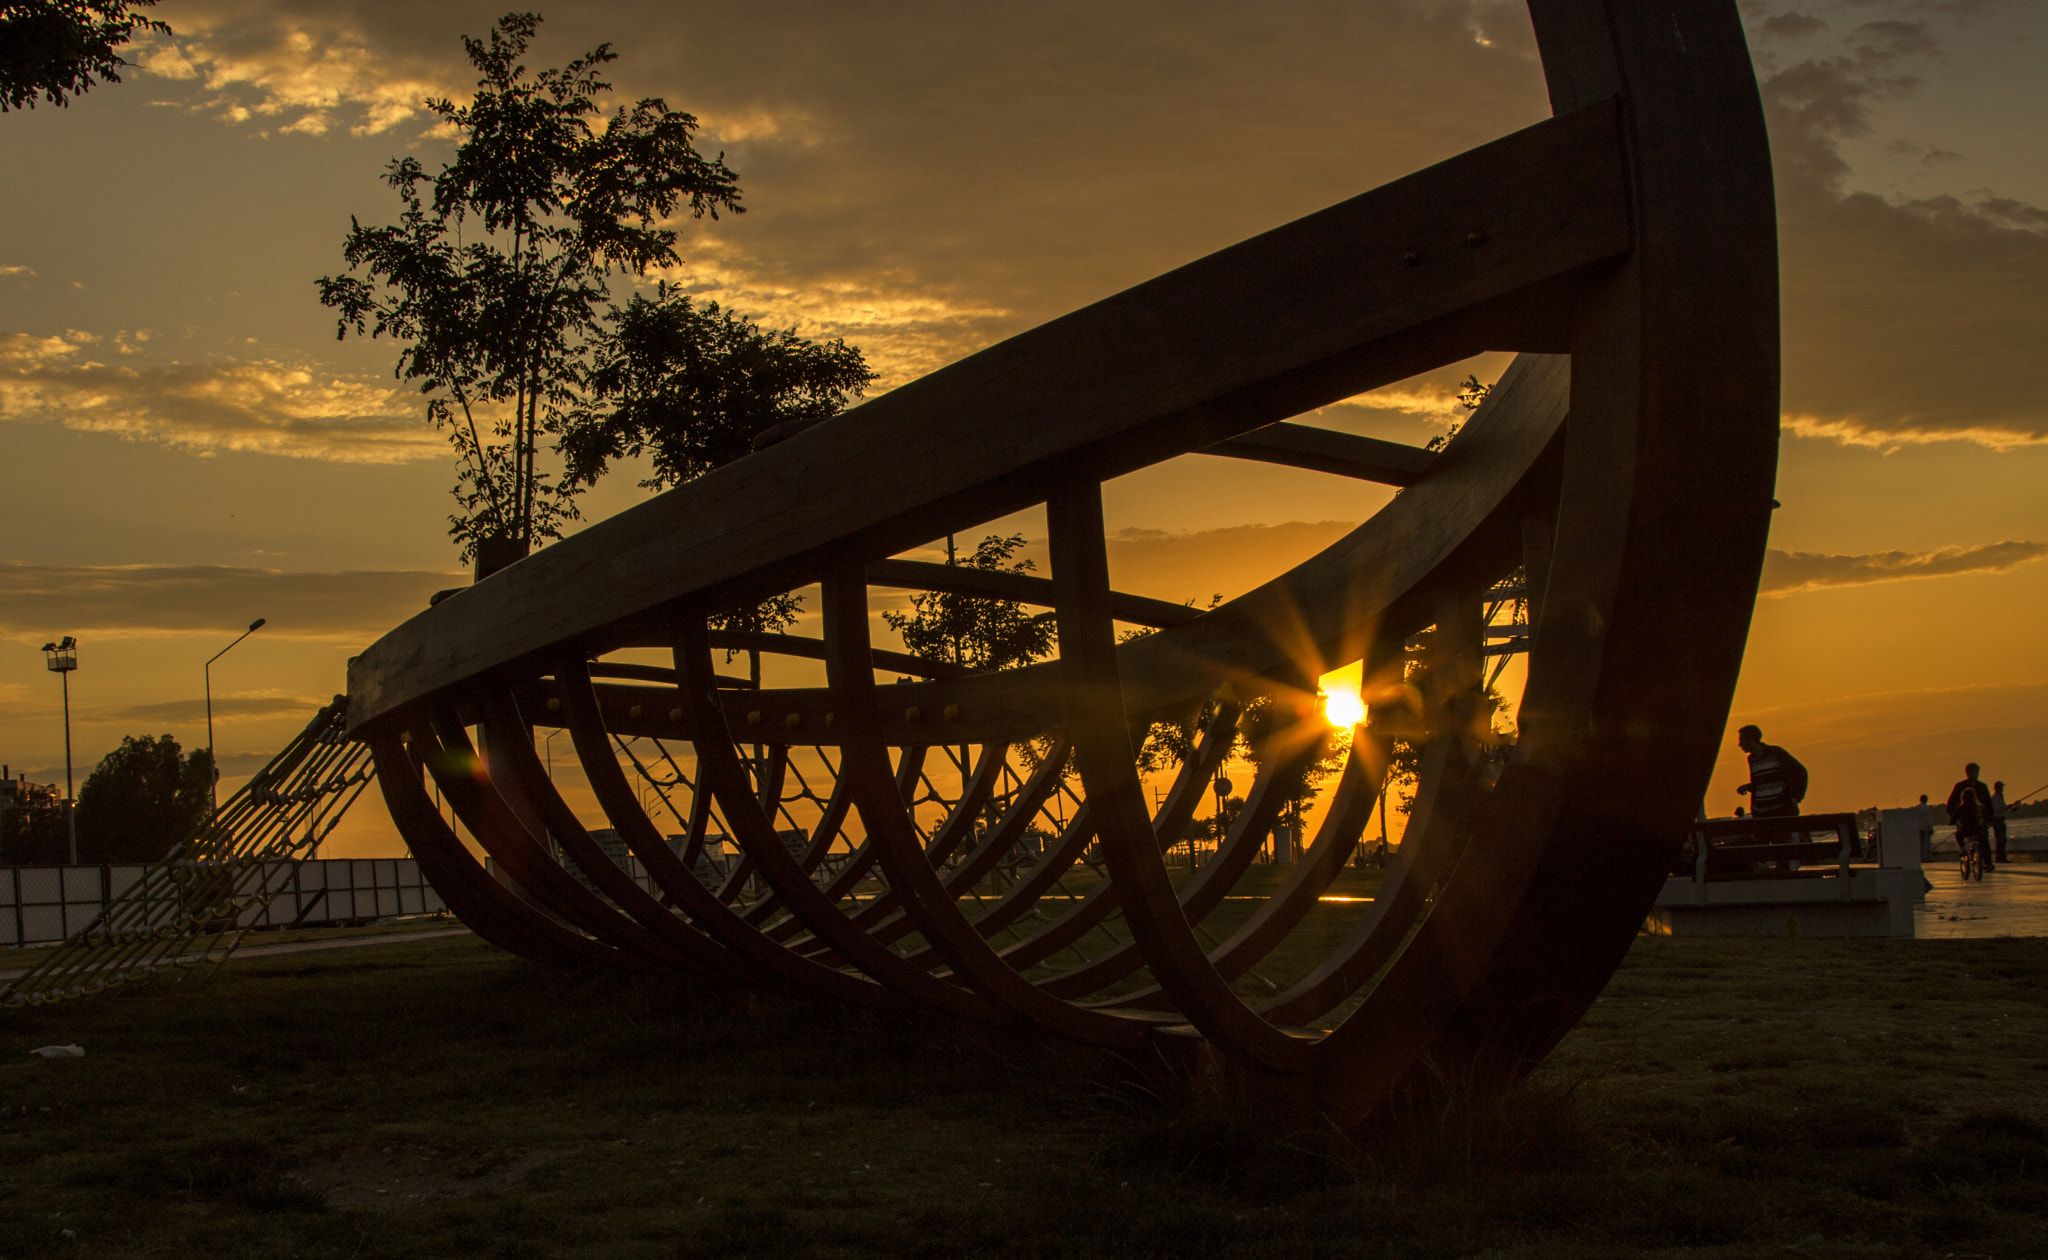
[1947,763,1995,874]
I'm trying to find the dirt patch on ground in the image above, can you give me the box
[288,1144,563,1213]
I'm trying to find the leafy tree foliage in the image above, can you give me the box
[1382,625,1515,815]
[555,290,875,666]
[319,12,744,562]
[561,289,874,491]
[73,734,212,864]
[1386,374,1516,814]
[0,0,167,112]
[883,534,1057,673]
[1425,373,1493,452]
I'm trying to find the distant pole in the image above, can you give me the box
[61,668,75,865]
[205,618,267,820]
[41,637,79,865]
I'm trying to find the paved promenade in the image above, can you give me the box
[1914,860,2048,938]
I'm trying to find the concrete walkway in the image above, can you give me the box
[1915,861,2048,938]
[0,926,474,983]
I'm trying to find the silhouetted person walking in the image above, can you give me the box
[1735,725,1807,818]
[1947,764,1994,872]
[1989,779,2010,864]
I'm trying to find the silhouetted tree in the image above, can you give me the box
[562,288,874,653]
[1424,372,1492,452]
[1382,625,1514,815]
[561,288,873,492]
[320,11,743,564]
[0,0,168,112]
[883,534,1056,673]
[74,734,211,864]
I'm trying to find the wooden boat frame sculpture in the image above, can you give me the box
[348,0,1777,1128]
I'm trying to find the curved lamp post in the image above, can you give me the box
[205,618,266,819]
[40,637,78,865]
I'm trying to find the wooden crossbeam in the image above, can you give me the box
[1201,425,1436,485]
[866,559,1202,628]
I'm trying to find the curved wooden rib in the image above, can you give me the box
[368,726,621,969]
[554,653,895,1008]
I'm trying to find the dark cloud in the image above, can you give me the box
[891,521,1364,609]
[0,564,460,641]
[1104,522,1365,606]
[1759,13,1831,38]
[1760,540,2048,594]
[213,751,284,776]
[1846,18,1940,58]
[97,695,327,724]
[138,2,1552,388]
[98,1,2048,453]
[1752,4,2048,448]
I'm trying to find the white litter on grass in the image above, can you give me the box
[29,1045,84,1059]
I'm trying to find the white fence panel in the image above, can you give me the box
[19,869,60,903]
[1,858,446,947]
[21,905,63,942]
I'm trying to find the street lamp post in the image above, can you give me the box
[40,637,78,865]
[205,618,266,818]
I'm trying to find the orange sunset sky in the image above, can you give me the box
[4,0,2047,857]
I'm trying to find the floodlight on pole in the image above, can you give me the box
[41,637,78,865]
[205,618,266,820]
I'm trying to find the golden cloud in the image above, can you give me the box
[647,255,1012,392]
[0,332,439,463]
[135,15,452,137]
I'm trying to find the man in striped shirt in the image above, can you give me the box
[1736,724,1808,818]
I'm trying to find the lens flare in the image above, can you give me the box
[1323,686,1366,728]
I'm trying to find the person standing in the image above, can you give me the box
[1735,725,1808,817]
[1914,794,1935,862]
[1736,725,1809,872]
[1990,780,2010,865]
[1947,764,1995,872]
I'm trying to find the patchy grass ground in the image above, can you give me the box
[0,930,2043,1258]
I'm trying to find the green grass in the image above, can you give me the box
[0,931,2044,1258]
[0,915,464,978]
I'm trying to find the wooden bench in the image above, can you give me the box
[1683,813,1863,880]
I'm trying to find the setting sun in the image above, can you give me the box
[1323,688,1366,728]
[1320,662,1367,728]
